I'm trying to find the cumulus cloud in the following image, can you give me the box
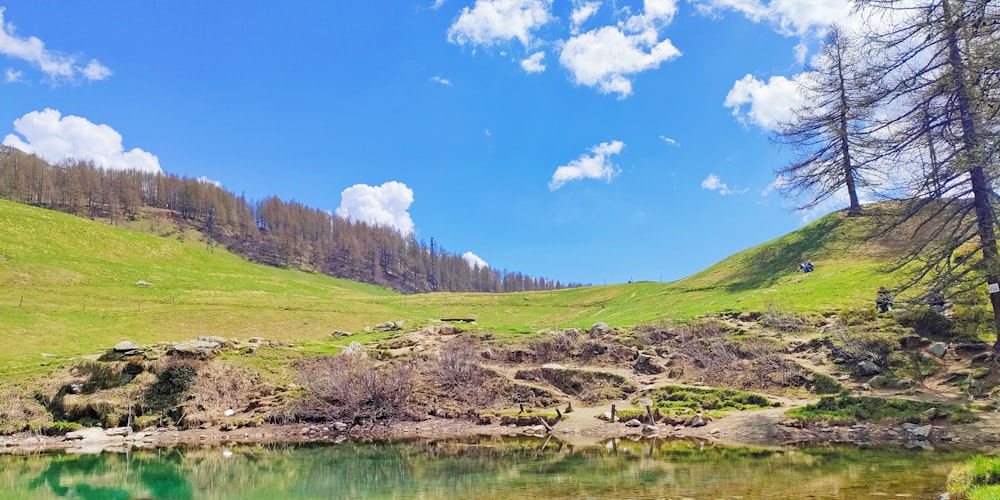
[0,8,111,82]
[5,67,21,82]
[691,0,852,37]
[723,73,808,130]
[549,140,624,190]
[430,75,453,86]
[570,1,601,34]
[462,251,489,269]
[701,173,739,195]
[335,181,416,235]
[3,109,162,173]
[520,51,546,72]
[447,0,553,48]
[559,1,680,98]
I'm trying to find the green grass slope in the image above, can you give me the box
[0,201,910,378]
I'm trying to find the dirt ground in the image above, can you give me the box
[5,322,1000,455]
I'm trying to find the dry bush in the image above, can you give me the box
[183,362,274,426]
[760,307,808,332]
[673,321,802,390]
[830,325,895,368]
[514,367,636,404]
[431,337,504,407]
[632,322,680,347]
[526,330,579,363]
[296,353,414,428]
[0,388,51,434]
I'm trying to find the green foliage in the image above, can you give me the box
[895,307,954,338]
[810,373,844,395]
[948,456,1000,499]
[641,386,774,418]
[142,363,198,422]
[787,396,975,425]
[43,420,81,436]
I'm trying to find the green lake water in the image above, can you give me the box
[0,437,977,499]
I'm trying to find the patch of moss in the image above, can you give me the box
[787,396,975,425]
[640,386,775,418]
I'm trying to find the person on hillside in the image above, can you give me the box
[876,287,894,313]
[799,261,814,273]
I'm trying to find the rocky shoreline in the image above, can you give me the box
[4,406,1000,455]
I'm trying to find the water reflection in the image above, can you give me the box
[0,437,976,499]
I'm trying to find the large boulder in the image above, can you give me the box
[168,340,222,359]
[590,322,611,335]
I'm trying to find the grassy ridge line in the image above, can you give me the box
[0,201,899,377]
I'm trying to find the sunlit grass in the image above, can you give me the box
[0,200,931,380]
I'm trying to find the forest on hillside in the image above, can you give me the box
[0,145,581,293]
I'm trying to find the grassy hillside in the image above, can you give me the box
[0,201,916,378]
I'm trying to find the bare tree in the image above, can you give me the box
[859,0,1000,347]
[774,26,876,217]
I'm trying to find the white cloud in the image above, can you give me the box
[430,75,453,86]
[691,0,852,37]
[82,59,111,81]
[723,73,807,130]
[432,0,447,9]
[559,1,681,99]
[5,67,21,82]
[335,181,416,235]
[520,51,546,72]
[701,173,739,195]
[197,176,222,188]
[659,135,677,145]
[0,7,111,82]
[570,1,601,34]
[462,251,489,269]
[549,140,624,190]
[3,108,162,173]
[447,0,553,48]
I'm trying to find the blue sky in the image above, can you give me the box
[0,0,860,286]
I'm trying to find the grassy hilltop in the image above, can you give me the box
[0,200,916,378]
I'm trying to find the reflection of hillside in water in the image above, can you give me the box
[0,438,974,499]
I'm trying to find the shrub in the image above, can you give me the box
[296,353,414,429]
[142,361,199,424]
[0,388,52,434]
[432,338,503,407]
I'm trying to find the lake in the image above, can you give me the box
[0,436,974,499]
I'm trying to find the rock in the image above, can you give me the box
[375,321,404,331]
[928,342,948,357]
[135,280,152,287]
[332,422,349,432]
[168,340,222,359]
[590,322,611,335]
[924,407,937,419]
[114,340,142,352]
[899,334,922,348]
[65,428,110,442]
[903,423,932,438]
[634,353,664,375]
[643,424,659,433]
[858,360,881,375]
[331,331,353,337]
[624,419,642,428]
[600,411,614,422]
[105,427,130,437]
[688,414,707,427]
